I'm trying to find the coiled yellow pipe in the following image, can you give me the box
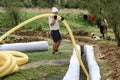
[0,52,11,73]
[0,52,17,77]
[0,13,89,80]
[8,51,29,65]
[0,51,28,77]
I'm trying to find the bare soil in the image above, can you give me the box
[0,28,120,80]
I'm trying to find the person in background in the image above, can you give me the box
[83,14,88,20]
[91,33,100,40]
[48,7,64,54]
[103,18,108,38]
[96,19,101,28]
[90,15,95,25]
[100,18,108,39]
[100,20,105,39]
[96,18,108,39]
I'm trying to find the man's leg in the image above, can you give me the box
[56,40,61,52]
[53,42,57,54]
[103,33,105,39]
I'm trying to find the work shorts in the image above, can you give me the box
[51,30,62,42]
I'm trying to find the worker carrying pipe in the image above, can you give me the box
[48,7,64,54]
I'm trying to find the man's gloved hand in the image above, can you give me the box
[61,16,64,21]
[54,15,57,20]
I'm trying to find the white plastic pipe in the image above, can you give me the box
[0,41,48,51]
[84,45,101,80]
[63,45,81,80]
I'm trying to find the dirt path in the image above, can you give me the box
[19,58,70,70]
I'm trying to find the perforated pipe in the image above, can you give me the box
[0,41,48,51]
[84,45,101,80]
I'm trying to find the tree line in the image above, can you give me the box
[0,0,81,8]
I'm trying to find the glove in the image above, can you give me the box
[54,15,57,20]
[61,16,64,21]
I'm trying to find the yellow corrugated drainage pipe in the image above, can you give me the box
[62,20,90,80]
[0,13,89,80]
[0,51,17,77]
[0,51,28,77]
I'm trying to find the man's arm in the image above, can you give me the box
[50,20,56,26]
[50,15,57,26]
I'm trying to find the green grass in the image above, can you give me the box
[1,64,68,80]
[27,52,72,62]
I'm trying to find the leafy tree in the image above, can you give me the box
[47,0,55,7]
[80,0,120,46]
[4,0,21,27]
[23,0,33,8]
[31,0,38,6]
[64,0,81,8]
[105,0,120,46]
[37,0,51,8]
